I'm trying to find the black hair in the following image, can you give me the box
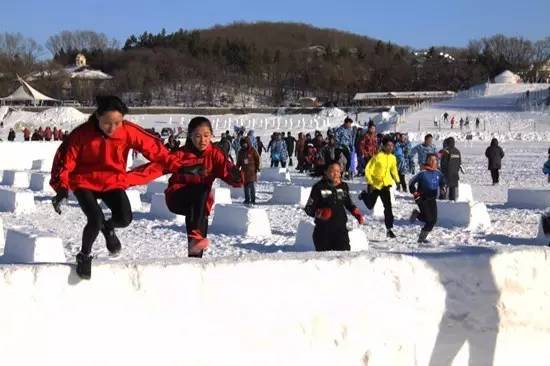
[425,153,438,162]
[344,117,353,123]
[425,134,433,140]
[186,116,213,147]
[95,95,129,116]
[382,136,393,146]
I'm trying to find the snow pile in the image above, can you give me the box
[0,106,12,121]
[0,190,35,214]
[0,248,549,365]
[507,188,550,209]
[1,229,65,263]
[437,201,491,231]
[211,204,271,236]
[270,185,311,206]
[318,107,347,118]
[144,181,167,202]
[34,107,88,127]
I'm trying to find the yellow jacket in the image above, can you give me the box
[365,151,400,190]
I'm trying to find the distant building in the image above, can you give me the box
[353,91,455,106]
[298,97,319,107]
[0,75,60,106]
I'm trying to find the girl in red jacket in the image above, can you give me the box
[131,117,243,258]
[50,96,184,279]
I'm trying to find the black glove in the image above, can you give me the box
[178,164,205,176]
[52,188,68,215]
[229,166,242,182]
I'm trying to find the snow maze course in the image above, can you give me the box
[0,248,549,365]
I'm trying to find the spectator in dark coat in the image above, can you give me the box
[285,132,297,166]
[485,138,505,185]
[7,128,16,141]
[440,137,462,200]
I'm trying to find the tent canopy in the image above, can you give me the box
[0,75,59,103]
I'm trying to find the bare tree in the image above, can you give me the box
[46,30,118,56]
[0,32,43,64]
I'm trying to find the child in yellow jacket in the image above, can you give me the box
[359,136,400,238]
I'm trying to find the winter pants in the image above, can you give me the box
[397,173,407,192]
[166,184,210,258]
[363,186,394,229]
[341,147,351,172]
[74,189,132,255]
[417,198,437,232]
[273,160,287,168]
[490,169,500,184]
[447,185,458,201]
[244,182,256,204]
[313,225,350,251]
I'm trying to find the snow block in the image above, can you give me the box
[212,187,232,206]
[31,159,53,173]
[0,248,549,365]
[211,204,271,236]
[294,220,368,252]
[456,183,474,202]
[29,173,55,194]
[144,181,167,202]
[437,200,491,231]
[0,189,35,214]
[126,189,143,212]
[270,185,311,206]
[507,188,550,209]
[1,170,30,188]
[259,167,291,182]
[0,218,4,253]
[0,142,60,170]
[2,229,65,263]
[149,193,185,224]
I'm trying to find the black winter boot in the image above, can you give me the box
[76,252,93,280]
[418,230,430,244]
[102,225,121,256]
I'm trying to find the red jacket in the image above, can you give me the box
[130,143,243,215]
[359,133,378,159]
[50,120,183,193]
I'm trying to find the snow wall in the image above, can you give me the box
[0,142,60,170]
[0,247,549,366]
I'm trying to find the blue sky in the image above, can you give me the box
[2,0,548,56]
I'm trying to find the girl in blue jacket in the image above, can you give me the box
[409,154,446,243]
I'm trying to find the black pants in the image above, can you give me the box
[166,184,210,257]
[447,185,458,201]
[490,169,500,184]
[74,189,133,255]
[313,225,350,251]
[363,186,394,229]
[244,182,256,204]
[273,160,286,168]
[417,198,437,232]
[397,173,407,192]
[341,147,351,172]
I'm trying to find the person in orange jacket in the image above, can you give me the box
[50,95,185,279]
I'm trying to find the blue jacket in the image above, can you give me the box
[411,143,437,166]
[409,169,446,199]
[544,159,550,175]
[394,141,413,174]
[335,125,355,150]
[270,140,289,161]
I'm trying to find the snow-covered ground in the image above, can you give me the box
[1,83,550,365]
